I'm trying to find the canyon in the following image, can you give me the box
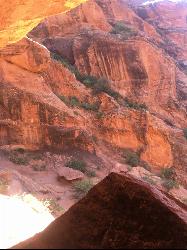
[0,0,186,248]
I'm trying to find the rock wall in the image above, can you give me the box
[0,0,86,48]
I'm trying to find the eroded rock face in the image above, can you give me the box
[0,0,86,48]
[13,173,187,249]
[0,0,186,181]
[0,37,94,152]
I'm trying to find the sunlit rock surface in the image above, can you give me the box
[0,194,54,249]
[0,0,86,48]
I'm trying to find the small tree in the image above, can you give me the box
[66,160,87,173]
[123,149,140,167]
[73,180,93,199]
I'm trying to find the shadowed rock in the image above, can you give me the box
[13,173,187,249]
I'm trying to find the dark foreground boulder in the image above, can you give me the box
[13,173,187,249]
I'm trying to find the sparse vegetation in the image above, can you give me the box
[123,149,140,167]
[9,152,29,165]
[96,111,104,119]
[162,179,179,191]
[86,170,97,178]
[73,180,94,199]
[82,75,98,87]
[160,167,175,180]
[92,77,120,99]
[110,21,138,39]
[183,128,187,139]
[66,159,96,177]
[51,52,120,100]
[7,150,43,166]
[32,164,46,172]
[69,96,80,107]
[81,102,99,111]
[140,161,151,171]
[58,95,69,105]
[124,97,148,111]
[142,176,156,185]
[57,93,100,112]
[66,160,87,173]
[50,53,76,74]
[160,167,179,191]
[14,148,25,154]
[44,198,64,214]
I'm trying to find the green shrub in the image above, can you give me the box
[86,170,97,178]
[183,128,187,139]
[162,179,179,191]
[93,77,119,99]
[66,160,87,173]
[69,96,80,107]
[81,102,99,111]
[44,198,64,214]
[140,161,151,171]
[123,149,140,167]
[82,75,98,87]
[110,21,138,39]
[50,53,76,73]
[160,167,175,180]
[73,180,93,199]
[9,152,29,165]
[58,95,69,104]
[142,176,156,185]
[14,148,25,154]
[96,111,104,119]
[124,98,148,111]
[32,164,46,172]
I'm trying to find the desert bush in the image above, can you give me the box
[162,179,179,191]
[86,170,97,178]
[32,164,46,172]
[44,198,64,214]
[160,167,175,180]
[140,161,151,171]
[142,176,156,185]
[96,111,104,119]
[73,180,94,199]
[123,149,140,167]
[58,95,69,104]
[14,148,25,154]
[9,152,29,165]
[50,52,76,73]
[66,160,87,173]
[69,96,80,107]
[82,75,98,87]
[81,102,99,111]
[124,97,148,111]
[110,21,138,39]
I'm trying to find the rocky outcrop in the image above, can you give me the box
[13,173,187,249]
[0,0,86,48]
[0,37,94,152]
[135,1,187,64]
[29,0,187,125]
[0,0,186,180]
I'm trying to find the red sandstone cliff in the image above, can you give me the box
[0,0,186,222]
